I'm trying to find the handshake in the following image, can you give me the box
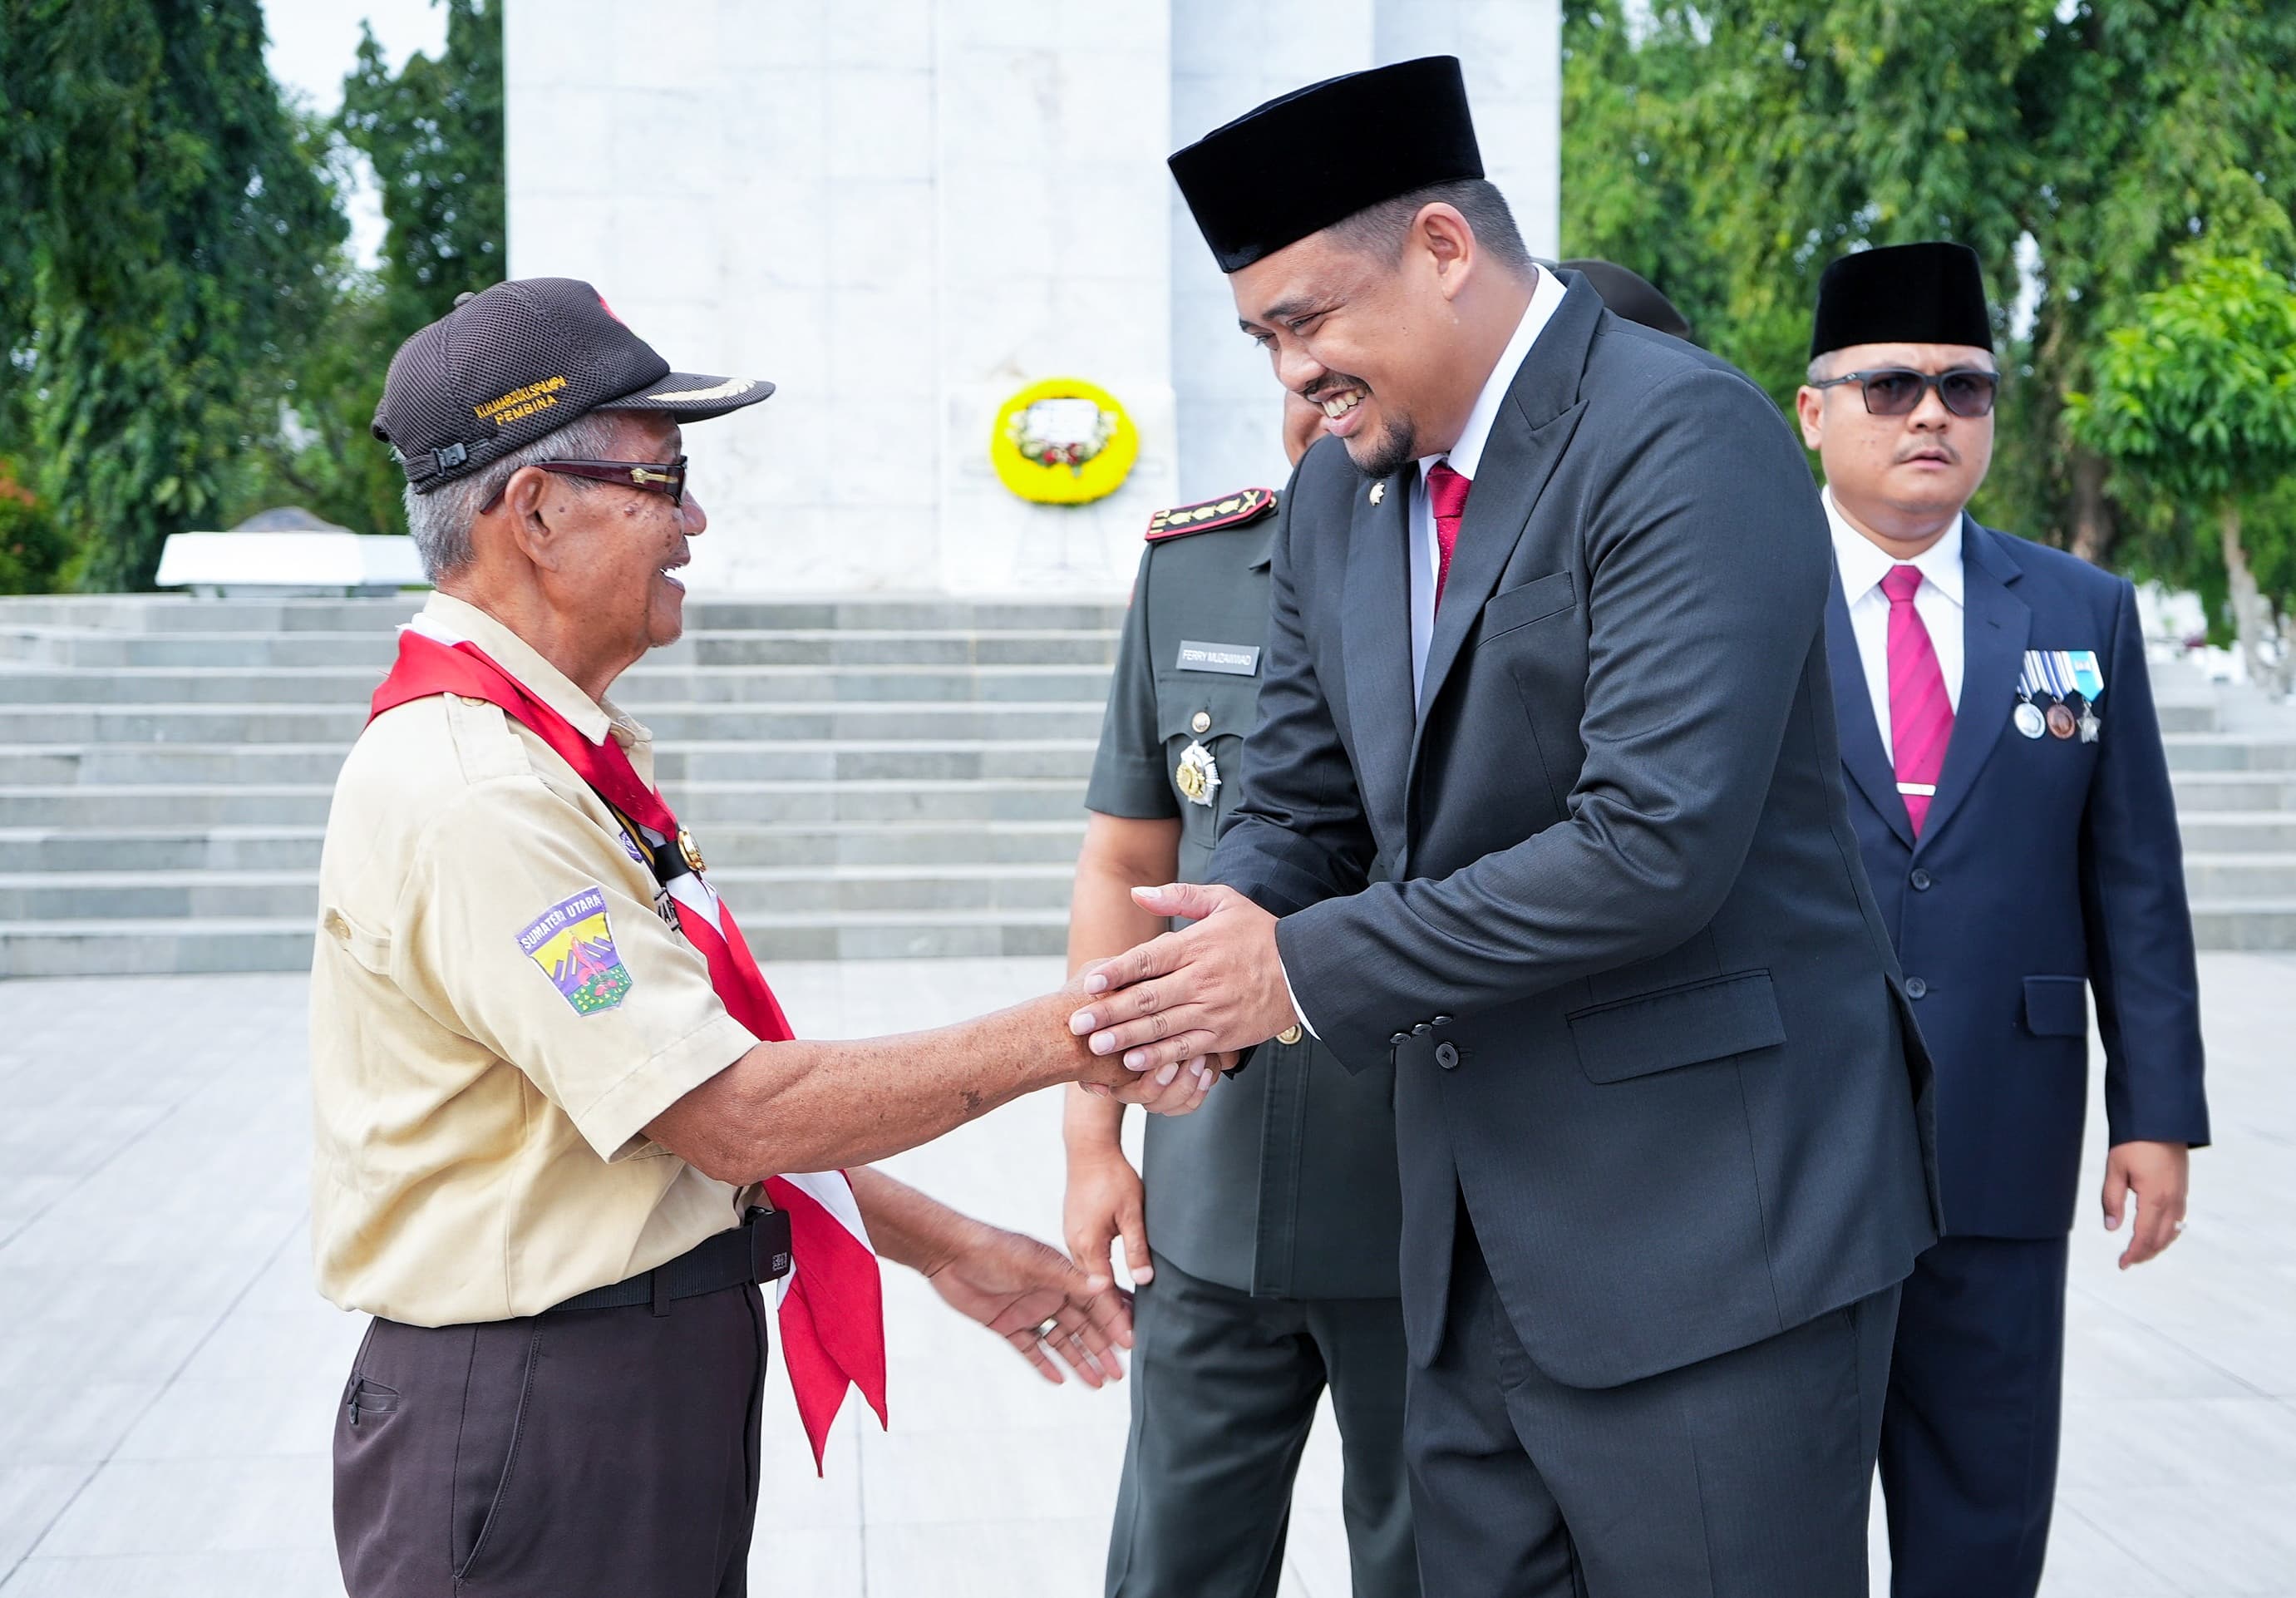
[1062,880,1293,1117]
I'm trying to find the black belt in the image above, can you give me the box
[549,1205,793,1316]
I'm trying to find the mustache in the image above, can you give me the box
[1897,440,1961,465]
[1302,377,1368,405]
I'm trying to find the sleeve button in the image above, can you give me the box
[1391,1033,1409,1047]
[1904,977,1929,999]
[1435,1042,1461,1069]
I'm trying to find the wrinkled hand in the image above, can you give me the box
[1058,965,1220,1114]
[1064,1145,1153,1288]
[2102,1140,2190,1270]
[924,1221,1133,1387]
[1068,883,1296,1074]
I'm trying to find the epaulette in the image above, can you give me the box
[1145,486,1278,542]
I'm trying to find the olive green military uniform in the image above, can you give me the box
[1086,491,1417,1598]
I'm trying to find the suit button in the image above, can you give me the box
[1433,1014,1454,1027]
[1391,1033,1408,1047]
[1190,710,1211,734]
[1910,869,1933,891]
[1412,1023,1431,1037]
[1435,1042,1461,1069]
[1276,1024,1303,1046]
[1904,977,1929,999]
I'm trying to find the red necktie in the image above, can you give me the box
[1427,461,1471,610]
[1882,565,1954,836]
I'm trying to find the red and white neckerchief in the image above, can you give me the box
[370,614,886,1470]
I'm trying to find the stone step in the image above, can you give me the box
[0,700,1110,744]
[2152,697,2220,735]
[0,907,1072,977]
[0,777,1090,829]
[2174,811,2296,852]
[0,661,1117,706]
[2185,900,2296,951]
[0,625,1119,670]
[2161,733,2296,772]
[0,594,1127,634]
[0,861,1083,921]
[0,818,1086,874]
[2170,772,2296,811]
[0,738,1098,786]
[2183,854,2296,900]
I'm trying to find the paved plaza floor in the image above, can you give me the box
[0,954,2289,1596]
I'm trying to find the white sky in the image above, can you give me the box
[263,0,453,268]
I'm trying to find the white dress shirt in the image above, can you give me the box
[1825,487,1965,761]
[1283,266,1570,1038]
[1407,263,1571,703]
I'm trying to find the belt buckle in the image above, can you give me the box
[747,1206,792,1284]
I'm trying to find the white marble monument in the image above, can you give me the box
[505,0,1559,595]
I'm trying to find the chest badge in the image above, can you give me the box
[677,826,707,875]
[1175,740,1221,806]
[1368,481,1386,505]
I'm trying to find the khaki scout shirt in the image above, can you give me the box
[310,594,756,1325]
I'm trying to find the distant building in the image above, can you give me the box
[505,1,1560,594]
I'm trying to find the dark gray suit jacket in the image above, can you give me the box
[1210,274,1943,1388]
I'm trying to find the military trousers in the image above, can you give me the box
[1106,1259,1419,1598]
[1879,1234,2071,1598]
[333,1282,766,1597]
[1408,1207,1899,1598]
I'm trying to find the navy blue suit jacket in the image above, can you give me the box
[1828,518,2210,1238]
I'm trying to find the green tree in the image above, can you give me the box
[238,0,503,538]
[2067,254,2296,693]
[0,0,347,589]
[1559,1,2296,564]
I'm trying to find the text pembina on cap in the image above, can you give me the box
[372,277,776,495]
[1168,56,1484,274]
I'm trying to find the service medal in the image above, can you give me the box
[2078,704,2101,743]
[2013,699,2047,739]
[2046,703,2077,740]
[1175,740,1220,806]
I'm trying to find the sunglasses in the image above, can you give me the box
[1811,367,1999,418]
[480,456,690,512]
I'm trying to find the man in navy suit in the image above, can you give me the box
[1796,241,2211,1598]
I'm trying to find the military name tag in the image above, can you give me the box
[1175,639,1260,676]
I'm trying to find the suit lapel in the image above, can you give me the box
[1917,516,2028,851]
[1342,466,1417,849]
[1409,278,1602,757]
[1827,568,1914,849]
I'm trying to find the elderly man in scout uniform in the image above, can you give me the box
[1065,388,1417,1598]
[1796,242,2209,1598]
[315,279,1210,1598]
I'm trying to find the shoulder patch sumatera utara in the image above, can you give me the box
[517,885,633,1014]
[1145,486,1277,542]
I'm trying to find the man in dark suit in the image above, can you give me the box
[1067,57,1940,1596]
[1795,241,2210,1598]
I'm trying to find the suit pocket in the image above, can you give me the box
[2022,975,2089,1038]
[1476,570,1577,644]
[1566,970,1786,1083]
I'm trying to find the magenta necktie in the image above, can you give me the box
[1427,461,1471,609]
[1882,565,1954,836]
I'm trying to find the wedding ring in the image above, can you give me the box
[1032,1315,1061,1342]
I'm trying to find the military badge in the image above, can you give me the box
[517,885,633,1015]
[1175,740,1220,806]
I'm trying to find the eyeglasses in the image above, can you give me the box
[480,456,690,512]
[1811,368,1999,418]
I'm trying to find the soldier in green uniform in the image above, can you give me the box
[1064,391,1418,1598]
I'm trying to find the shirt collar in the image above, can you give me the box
[1418,262,1569,486]
[1823,487,1965,608]
[416,592,643,747]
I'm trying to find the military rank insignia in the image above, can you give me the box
[1146,486,1276,541]
[518,885,633,1015]
[1175,740,1220,806]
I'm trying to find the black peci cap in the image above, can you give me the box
[373,277,775,495]
[1811,242,1993,360]
[1559,259,1695,343]
[1170,56,1483,274]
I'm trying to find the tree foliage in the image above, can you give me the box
[0,0,345,589]
[1560,0,2296,600]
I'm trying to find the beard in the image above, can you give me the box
[1344,405,1419,481]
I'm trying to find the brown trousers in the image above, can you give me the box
[333,1283,766,1597]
